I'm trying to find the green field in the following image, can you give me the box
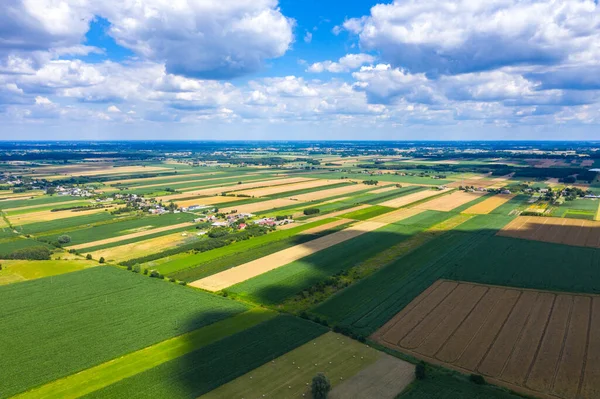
[398,372,523,399]
[83,315,327,399]
[300,171,452,185]
[227,211,454,305]
[0,259,97,285]
[158,218,350,278]
[17,211,116,234]
[0,237,53,257]
[339,204,395,220]
[39,212,196,247]
[549,197,599,219]
[17,309,276,399]
[200,331,382,399]
[0,267,248,397]
[0,195,82,211]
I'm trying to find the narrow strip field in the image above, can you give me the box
[372,280,600,399]
[290,183,377,201]
[88,231,194,262]
[82,315,327,399]
[379,189,450,208]
[462,194,516,214]
[0,259,97,285]
[8,206,114,226]
[192,208,424,292]
[201,332,413,399]
[498,216,600,248]
[414,190,487,212]
[0,267,247,398]
[230,179,338,197]
[15,309,276,399]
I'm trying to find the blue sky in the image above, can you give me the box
[1,0,600,140]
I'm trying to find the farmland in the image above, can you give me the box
[2,141,600,399]
[373,280,600,399]
[0,267,247,397]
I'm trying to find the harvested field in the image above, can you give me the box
[230,179,338,197]
[372,280,600,399]
[220,198,299,214]
[89,231,192,262]
[379,189,450,208]
[414,190,487,212]
[462,194,516,215]
[290,183,376,201]
[107,172,222,186]
[498,216,600,248]
[0,259,97,285]
[200,332,412,399]
[66,222,195,251]
[192,208,427,291]
[368,186,402,194]
[174,196,244,207]
[447,179,497,188]
[156,177,310,201]
[8,206,113,226]
[126,174,240,189]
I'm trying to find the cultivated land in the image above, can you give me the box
[201,332,413,399]
[379,188,450,208]
[414,190,488,212]
[0,267,247,398]
[3,142,600,399]
[462,193,517,214]
[498,216,600,248]
[373,280,600,399]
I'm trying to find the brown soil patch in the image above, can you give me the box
[329,354,414,399]
[372,280,600,399]
[230,179,339,197]
[66,222,195,251]
[414,191,487,212]
[379,189,450,208]
[462,194,516,215]
[498,216,600,248]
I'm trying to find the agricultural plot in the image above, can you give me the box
[230,178,339,197]
[0,195,82,211]
[225,210,453,305]
[489,194,530,216]
[373,280,600,399]
[88,230,197,262]
[289,183,378,201]
[0,259,97,285]
[301,171,452,185]
[414,190,488,212]
[201,332,413,399]
[17,309,276,399]
[0,267,248,398]
[549,198,599,220]
[462,194,516,214]
[18,211,116,235]
[220,198,300,214]
[379,188,450,208]
[34,165,171,178]
[83,315,327,399]
[107,171,223,186]
[0,237,53,257]
[338,205,396,220]
[7,206,114,226]
[498,216,600,248]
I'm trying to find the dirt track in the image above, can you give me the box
[372,280,600,399]
[498,216,600,248]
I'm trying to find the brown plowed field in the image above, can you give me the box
[498,216,600,248]
[413,190,487,212]
[372,280,600,399]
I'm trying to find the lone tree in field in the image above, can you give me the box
[99,257,105,264]
[57,235,71,244]
[86,254,92,260]
[311,373,331,399]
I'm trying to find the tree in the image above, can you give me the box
[86,254,92,260]
[415,362,426,380]
[57,235,71,244]
[311,373,331,399]
[99,257,105,264]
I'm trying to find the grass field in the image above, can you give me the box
[0,267,248,397]
[83,315,327,399]
[339,205,396,220]
[549,198,600,220]
[16,309,276,399]
[0,259,97,285]
[0,195,82,211]
[201,331,412,399]
[18,211,115,235]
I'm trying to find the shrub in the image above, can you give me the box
[133,265,141,273]
[99,257,105,264]
[469,374,486,385]
[178,281,187,286]
[149,270,160,278]
[415,362,426,380]
[143,268,148,275]
[5,246,51,260]
[311,373,331,399]
[304,208,320,215]
[169,277,176,283]
[86,254,92,260]
[127,264,133,271]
